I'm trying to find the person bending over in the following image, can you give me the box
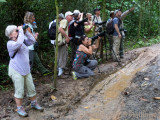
[72,35,101,80]
[6,25,43,117]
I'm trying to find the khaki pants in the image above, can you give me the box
[57,44,68,69]
[112,36,121,60]
[8,67,36,99]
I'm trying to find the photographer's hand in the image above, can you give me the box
[34,32,39,40]
[65,36,70,43]
[18,26,22,30]
[74,22,78,27]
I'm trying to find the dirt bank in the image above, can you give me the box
[1,44,160,120]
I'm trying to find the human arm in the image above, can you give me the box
[59,19,70,43]
[58,27,70,43]
[121,7,135,20]
[115,23,121,39]
[7,27,24,51]
[85,24,94,33]
[92,37,101,49]
[26,27,39,40]
[23,30,36,46]
[79,44,93,55]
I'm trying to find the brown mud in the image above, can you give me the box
[1,44,160,120]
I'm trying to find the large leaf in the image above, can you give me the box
[0,0,6,2]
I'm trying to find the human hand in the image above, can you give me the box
[88,39,92,46]
[74,22,78,27]
[98,36,101,40]
[118,34,122,39]
[92,22,95,26]
[17,26,22,30]
[130,7,135,12]
[34,32,39,40]
[65,36,70,43]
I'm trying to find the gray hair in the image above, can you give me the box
[59,13,64,19]
[5,25,17,38]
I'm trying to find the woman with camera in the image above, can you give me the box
[84,13,95,38]
[72,35,101,80]
[24,11,51,76]
[6,25,43,117]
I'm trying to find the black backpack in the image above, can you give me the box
[106,17,121,35]
[48,21,56,40]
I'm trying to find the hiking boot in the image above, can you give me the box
[31,102,44,112]
[17,106,28,117]
[58,68,63,76]
[72,71,77,80]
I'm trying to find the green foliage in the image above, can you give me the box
[126,36,160,50]
[0,0,159,89]
[0,64,11,90]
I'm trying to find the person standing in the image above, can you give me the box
[6,25,43,117]
[57,11,73,76]
[24,11,51,76]
[119,7,135,58]
[92,8,102,34]
[84,13,95,38]
[112,9,122,61]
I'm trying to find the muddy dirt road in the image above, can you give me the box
[61,44,160,120]
[1,44,160,120]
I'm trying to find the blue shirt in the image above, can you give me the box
[113,17,120,36]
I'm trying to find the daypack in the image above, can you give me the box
[48,21,56,40]
[106,17,121,35]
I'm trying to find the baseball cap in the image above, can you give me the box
[114,9,121,15]
[65,11,74,18]
[59,13,64,19]
[94,8,101,13]
[73,10,80,14]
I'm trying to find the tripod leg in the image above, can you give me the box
[92,54,101,73]
[104,34,108,61]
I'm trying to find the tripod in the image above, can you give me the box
[92,53,101,73]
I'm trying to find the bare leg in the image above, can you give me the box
[15,98,23,107]
[30,96,36,101]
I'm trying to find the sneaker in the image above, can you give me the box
[17,106,28,117]
[31,102,44,112]
[58,68,63,76]
[72,71,77,80]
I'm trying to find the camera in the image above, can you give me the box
[91,31,105,43]
[94,21,107,26]
[22,24,29,30]
[75,18,88,25]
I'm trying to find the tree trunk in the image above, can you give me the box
[158,0,160,35]
[53,0,59,89]
[100,0,106,60]
[137,1,143,40]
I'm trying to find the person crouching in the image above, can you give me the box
[5,25,43,117]
[72,35,101,80]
